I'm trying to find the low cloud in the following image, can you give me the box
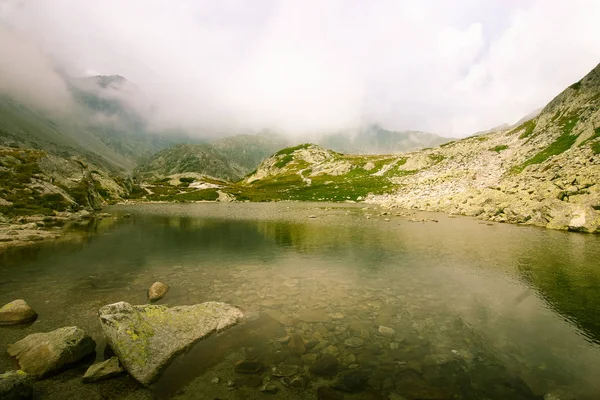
[1,0,599,137]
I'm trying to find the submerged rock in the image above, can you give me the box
[234,360,262,374]
[317,386,344,400]
[333,370,369,393]
[7,326,95,378]
[344,337,365,348]
[0,300,37,325]
[310,354,339,377]
[270,364,300,377]
[98,301,243,385]
[0,370,32,400]
[378,325,395,338]
[297,309,330,323]
[82,357,125,383]
[288,333,306,355]
[147,282,169,302]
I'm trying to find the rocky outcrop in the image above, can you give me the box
[7,327,96,378]
[98,301,244,385]
[0,300,37,325]
[82,357,125,383]
[147,282,169,302]
[0,370,32,400]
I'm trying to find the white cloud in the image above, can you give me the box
[0,0,599,137]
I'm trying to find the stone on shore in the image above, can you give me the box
[0,370,32,400]
[98,301,243,385]
[0,300,38,325]
[7,327,96,378]
[147,282,169,302]
[82,357,125,383]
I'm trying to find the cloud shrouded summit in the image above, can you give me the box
[1,0,600,137]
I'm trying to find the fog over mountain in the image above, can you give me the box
[1,0,600,137]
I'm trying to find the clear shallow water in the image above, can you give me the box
[1,203,600,399]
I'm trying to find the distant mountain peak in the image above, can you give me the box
[93,75,127,89]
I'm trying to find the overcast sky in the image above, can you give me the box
[1,0,600,137]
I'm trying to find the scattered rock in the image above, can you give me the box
[0,300,38,325]
[308,215,317,219]
[237,375,262,387]
[7,326,96,378]
[333,370,369,393]
[323,345,341,357]
[260,383,279,394]
[310,354,339,377]
[288,334,306,355]
[297,309,330,323]
[265,309,293,326]
[98,301,243,385]
[234,360,262,374]
[271,364,300,377]
[344,337,365,348]
[291,376,308,389]
[0,370,32,400]
[317,386,344,400]
[122,213,131,218]
[378,325,395,338]
[82,357,124,383]
[147,281,169,302]
[211,377,220,384]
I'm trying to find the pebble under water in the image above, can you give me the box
[1,202,600,400]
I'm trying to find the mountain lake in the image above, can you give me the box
[1,202,600,400]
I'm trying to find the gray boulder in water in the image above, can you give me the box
[0,300,38,325]
[0,370,33,400]
[98,301,244,385]
[7,327,96,378]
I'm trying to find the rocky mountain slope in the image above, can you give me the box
[242,63,600,233]
[0,146,133,217]
[0,75,195,173]
[134,133,288,181]
[319,124,451,154]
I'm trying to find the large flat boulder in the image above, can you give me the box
[98,301,244,385]
[7,327,95,378]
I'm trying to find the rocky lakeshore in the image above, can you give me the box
[0,293,244,399]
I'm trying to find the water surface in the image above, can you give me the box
[1,202,600,399]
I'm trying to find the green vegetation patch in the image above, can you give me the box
[592,142,600,155]
[512,116,579,173]
[491,145,509,153]
[578,127,600,148]
[273,143,312,157]
[429,154,445,164]
[569,80,582,90]
[274,154,294,169]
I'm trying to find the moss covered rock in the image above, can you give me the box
[98,301,244,385]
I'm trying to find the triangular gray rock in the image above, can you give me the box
[98,301,243,385]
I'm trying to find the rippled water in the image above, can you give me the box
[1,202,600,399]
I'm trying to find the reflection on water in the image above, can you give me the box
[1,203,600,399]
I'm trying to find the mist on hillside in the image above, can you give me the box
[1,0,600,138]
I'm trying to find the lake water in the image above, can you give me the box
[1,202,600,400]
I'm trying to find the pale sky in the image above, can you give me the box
[1,0,600,137]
